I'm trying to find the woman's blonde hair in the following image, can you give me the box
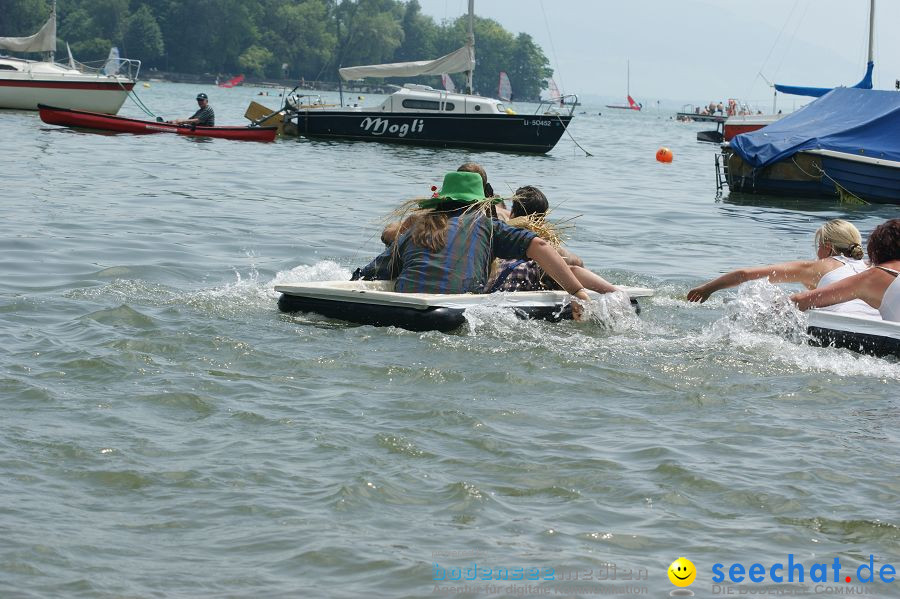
[815,219,864,259]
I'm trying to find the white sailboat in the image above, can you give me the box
[0,1,140,113]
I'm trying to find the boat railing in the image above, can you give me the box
[67,57,142,81]
[537,94,578,117]
[284,93,338,111]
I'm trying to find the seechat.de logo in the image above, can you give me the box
[711,554,896,585]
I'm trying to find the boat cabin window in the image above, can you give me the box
[0,64,19,71]
[402,99,455,111]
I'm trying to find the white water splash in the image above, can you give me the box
[696,280,900,378]
[579,290,641,333]
[270,261,351,290]
[702,280,808,344]
[462,290,641,338]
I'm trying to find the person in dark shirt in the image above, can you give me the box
[352,171,592,318]
[486,185,617,295]
[172,93,215,126]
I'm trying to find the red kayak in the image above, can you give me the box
[38,104,278,142]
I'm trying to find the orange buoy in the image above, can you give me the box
[656,147,674,163]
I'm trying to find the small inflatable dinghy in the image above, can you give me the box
[807,310,900,358]
[275,280,655,332]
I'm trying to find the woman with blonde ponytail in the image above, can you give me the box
[687,219,879,317]
[792,219,900,321]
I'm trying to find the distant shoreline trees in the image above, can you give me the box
[3,0,554,100]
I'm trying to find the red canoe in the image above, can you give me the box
[38,104,278,142]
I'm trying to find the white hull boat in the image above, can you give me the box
[807,310,900,358]
[0,4,139,113]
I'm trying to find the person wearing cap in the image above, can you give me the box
[352,171,592,317]
[172,93,215,126]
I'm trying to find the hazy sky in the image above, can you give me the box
[416,0,899,110]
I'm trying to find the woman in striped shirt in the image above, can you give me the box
[353,171,592,317]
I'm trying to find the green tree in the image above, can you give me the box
[507,33,553,101]
[335,0,403,70]
[393,0,437,63]
[70,37,114,62]
[58,7,109,62]
[0,0,50,41]
[238,44,274,76]
[262,0,336,80]
[81,0,131,44]
[125,5,164,65]
[11,0,552,92]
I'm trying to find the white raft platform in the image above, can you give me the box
[807,310,900,358]
[275,280,655,332]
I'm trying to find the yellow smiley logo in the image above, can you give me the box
[668,557,697,587]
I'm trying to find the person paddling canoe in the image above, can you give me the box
[171,93,215,126]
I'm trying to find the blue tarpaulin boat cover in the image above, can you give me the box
[730,88,900,168]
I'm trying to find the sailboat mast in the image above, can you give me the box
[626,60,630,97]
[466,0,474,95]
[867,0,875,63]
[49,0,56,62]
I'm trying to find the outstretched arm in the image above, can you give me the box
[687,260,824,303]
[791,269,886,311]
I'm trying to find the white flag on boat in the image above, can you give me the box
[103,47,121,75]
[441,73,456,93]
[498,71,512,101]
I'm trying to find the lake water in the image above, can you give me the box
[2,82,898,598]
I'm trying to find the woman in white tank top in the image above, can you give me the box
[688,220,880,318]
[792,219,900,322]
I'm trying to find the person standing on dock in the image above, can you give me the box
[172,93,215,126]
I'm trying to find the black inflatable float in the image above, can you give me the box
[276,280,653,333]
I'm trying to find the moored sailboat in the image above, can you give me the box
[719,0,899,203]
[283,0,575,154]
[606,61,641,111]
[0,1,139,113]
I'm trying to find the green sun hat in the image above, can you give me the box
[418,171,498,209]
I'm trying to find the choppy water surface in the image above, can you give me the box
[2,83,898,598]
